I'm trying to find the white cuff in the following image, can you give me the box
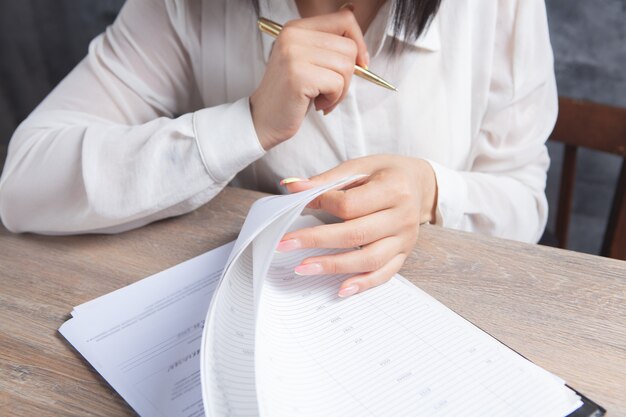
[192,97,266,183]
[423,159,468,229]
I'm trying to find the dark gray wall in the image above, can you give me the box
[0,1,624,255]
[0,0,124,152]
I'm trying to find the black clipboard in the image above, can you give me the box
[567,388,605,417]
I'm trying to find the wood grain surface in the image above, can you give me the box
[1,186,625,416]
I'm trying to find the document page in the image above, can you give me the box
[254,225,582,417]
[60,242,234,417]
[200,183,582,417]
[200,176,365,417]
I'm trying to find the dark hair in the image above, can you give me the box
[251,0,441,47]
[390,0,441,44]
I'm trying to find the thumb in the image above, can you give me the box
[280,159,373,194]
[280,177,314,193]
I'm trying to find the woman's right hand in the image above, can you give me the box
[250,8,369,151]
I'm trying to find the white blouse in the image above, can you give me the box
[0,0,557,241]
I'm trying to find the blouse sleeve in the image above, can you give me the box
[0,0,265,234]
[428,0,557,243]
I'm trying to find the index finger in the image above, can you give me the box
[285,9,369,68]
[308,177,395,220]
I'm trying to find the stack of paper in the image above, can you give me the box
[61,241,233,416]
[61,176,583,417]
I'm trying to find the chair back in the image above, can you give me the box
[550,97,626,260]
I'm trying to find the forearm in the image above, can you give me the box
[0,99,264,234]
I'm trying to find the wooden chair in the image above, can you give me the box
[548,97,626,260]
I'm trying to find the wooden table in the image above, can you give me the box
[1,187,625,416]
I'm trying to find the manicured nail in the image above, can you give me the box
[338,284,359,298]
[364,51,370,68]
[280,177,308,186]
[276,239,302,252]
[294,263,323,276]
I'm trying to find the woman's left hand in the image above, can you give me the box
[277,155,438,298]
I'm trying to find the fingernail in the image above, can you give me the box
[294,263,323,276]
[338,284,359,298]
[276,239,302,252]
[364,51,370,68]
[339,2,355,11]
[280,177,308,186]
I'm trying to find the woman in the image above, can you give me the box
[0,0,557,297]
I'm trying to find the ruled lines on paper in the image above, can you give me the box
[203,246,259,417]
[253,245,581,417]
[197,178,582,417]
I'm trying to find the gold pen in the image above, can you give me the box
[257,17,397,92]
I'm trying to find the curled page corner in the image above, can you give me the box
[200,175,366,417]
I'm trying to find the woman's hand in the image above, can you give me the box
[277,155,438,297]
[250,7,369,151]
